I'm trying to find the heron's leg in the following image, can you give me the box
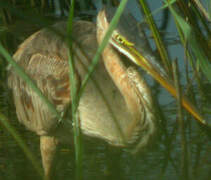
[40,135,58,180]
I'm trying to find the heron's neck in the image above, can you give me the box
[101,45,141,116]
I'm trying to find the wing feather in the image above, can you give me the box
[8,53,74,135]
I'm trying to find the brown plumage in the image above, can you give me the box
[8,8,156,178]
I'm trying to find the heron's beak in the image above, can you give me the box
[110,38,206,125]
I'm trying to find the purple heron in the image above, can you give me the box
[7,8,160,178]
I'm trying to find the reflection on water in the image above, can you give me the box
[0,109,210,180]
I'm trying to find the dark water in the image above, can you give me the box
[0,108,210,180]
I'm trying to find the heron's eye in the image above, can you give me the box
[115,34,134,47]
[116,35,123,43]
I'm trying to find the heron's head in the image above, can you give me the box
[97,7,166,77]
[96,7,206,126]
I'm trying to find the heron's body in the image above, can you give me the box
[8,9,156,178]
